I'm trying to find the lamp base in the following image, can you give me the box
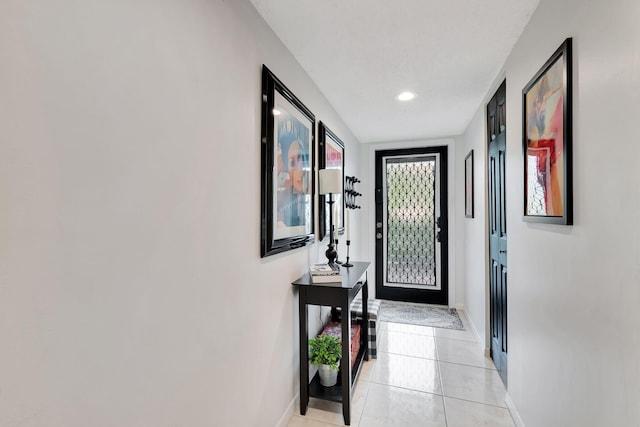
[334,239,343,264]
[325,244,337,265]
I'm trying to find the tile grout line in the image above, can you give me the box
[436,336,450,427]
[445,395,515,411]
[365,378,447,399]
[438,358,498,371]
[377,347,497,372]
[382,324,478,342]
[354,377,372,426]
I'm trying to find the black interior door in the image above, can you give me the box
[374,146,448,305]
[488,81,508,385]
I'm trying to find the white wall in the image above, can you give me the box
[459,107,490,347]
[0,1,361,426]
[461,0,640,425]
[361,138,459,307]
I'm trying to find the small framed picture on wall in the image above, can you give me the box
[465,150,474,218]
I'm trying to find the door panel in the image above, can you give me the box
[488,81,508,385]
[375,146,448,305]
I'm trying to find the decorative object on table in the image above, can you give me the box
[311,276,343,284]
[318,122,345,242]
[522,38,573,225]
[465,150,474,218]
[310,270,343,284]
[378,300,465,330]
[309,263,341,283]
[319,168,343,264]
[343,176,361,267]
[310,263,340,276]
[308,334,342,387]
[260,65,316,258]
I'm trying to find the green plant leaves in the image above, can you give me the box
[308,334,342,371]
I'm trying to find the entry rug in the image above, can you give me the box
[379,300,465,330]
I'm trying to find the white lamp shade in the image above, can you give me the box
[319,169,343,194]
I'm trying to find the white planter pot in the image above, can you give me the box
[318,362,339,387]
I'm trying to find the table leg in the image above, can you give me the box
[362,279,369,361]
[299,288,309,415]
[341,295,351,425]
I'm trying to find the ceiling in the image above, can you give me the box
[249,0,540,143]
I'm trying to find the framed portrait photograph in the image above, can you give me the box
[465,150,474,218]
[260,65,315,257]
[522,38,573,225]
[318,122,345,242]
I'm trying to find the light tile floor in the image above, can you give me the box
[287,311,515,427]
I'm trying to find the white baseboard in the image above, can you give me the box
[275,393,297,427]
[505,393,526,427]
[465,310,482,343]
[457,308,489,360]
[457,305,490,357]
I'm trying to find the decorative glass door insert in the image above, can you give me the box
[382,154,441,290]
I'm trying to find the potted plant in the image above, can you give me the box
[308,334,342,387]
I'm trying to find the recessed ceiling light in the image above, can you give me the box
[397,91,416,101]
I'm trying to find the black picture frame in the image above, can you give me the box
[260,65,315,257]
[522,38,573,225]
[465,150,474,218]
[318,122,345,242]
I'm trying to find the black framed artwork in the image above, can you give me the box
[260,65,315,257]
[522,38,573,225]
[465,150,474,218]
[318,122,345,242]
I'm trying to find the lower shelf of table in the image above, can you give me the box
[308,346,368,403]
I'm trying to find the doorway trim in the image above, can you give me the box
[375,146,448,304]
[365,139,457,307]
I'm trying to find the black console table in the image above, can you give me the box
[292,262,370,426]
